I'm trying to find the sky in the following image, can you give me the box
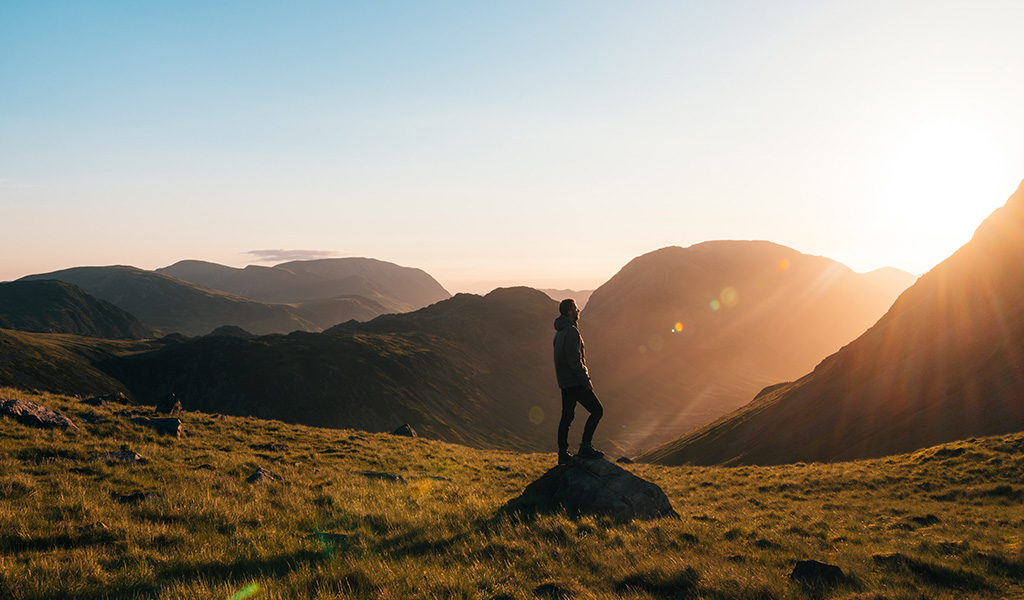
[2,1,1023,294]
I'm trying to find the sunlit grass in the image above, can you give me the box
[2,386,1023,599]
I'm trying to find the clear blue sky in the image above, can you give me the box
[3,1,1022,293]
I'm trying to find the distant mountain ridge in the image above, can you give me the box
[640,180,1024,466]
[20,257,452,336]
[581,241,916,455]
[157,257,450,312]
[108,287,557,451]
[0,280,158,339]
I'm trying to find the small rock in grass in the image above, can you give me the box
[91,450,145,464]
[616,456,634,464]
[353,470,406,484]
[131,417,181,437]
[156,394,182,415]
[117,491,155,504]
[0,398,78,430]
[392,424,417,437]
[247,468,283,484]
[790,559,845,587]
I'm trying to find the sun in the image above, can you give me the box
[871,109,1019,271]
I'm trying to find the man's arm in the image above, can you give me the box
[565,328,592,390]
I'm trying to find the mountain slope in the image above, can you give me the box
[107,287,558,451]
[581,241,914,455]
[157,257,451,312]
[641,180,1024,466]
[0,280,158,339]
[19,266,319,337]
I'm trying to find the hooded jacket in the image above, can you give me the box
[553,314,592,389]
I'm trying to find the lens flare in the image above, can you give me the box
[709,300,721,311]
[720,286,739,308]
[648,334,664,351]
[226,583,260,600]
[528,406,544,425]
[638,345,647,354]
[778,259,789,271]
[673,322,684,332]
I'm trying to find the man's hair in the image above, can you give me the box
[559,298,577,317]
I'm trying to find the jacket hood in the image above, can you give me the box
[553,314,576,331]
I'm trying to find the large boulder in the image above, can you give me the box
[0,398,78,430]
[505,458,678,522]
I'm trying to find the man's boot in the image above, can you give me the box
[577,442,604,459]
[558,448,573,465]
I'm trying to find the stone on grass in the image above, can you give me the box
[156,394,182,415]
[353,470,406,484]
[84,392,128,407]
[131,417,182,437]
[0,398,78,430]
[92,450,145,464]
[505,458,678,523]
[117,491,155,504]
[247,467,283,484]
[790,560,845,588]
[392,424,417,437]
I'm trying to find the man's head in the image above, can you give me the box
[559,298,580,322]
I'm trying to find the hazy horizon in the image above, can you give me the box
[3,2,1023,294]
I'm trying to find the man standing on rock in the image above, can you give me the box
[553,298,604,464]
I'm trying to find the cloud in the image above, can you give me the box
[244,249,345,263]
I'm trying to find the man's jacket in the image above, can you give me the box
[553,314,592,389]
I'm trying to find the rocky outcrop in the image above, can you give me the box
[0,398,78,430]
[131,417,182,437]
[247,468,283,484]
[392,424,417,437]
[505,458,678,522]
[156,394,182,415]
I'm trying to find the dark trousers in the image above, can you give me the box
[558,385,603,450]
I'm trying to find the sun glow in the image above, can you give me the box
[874,111,1015,247]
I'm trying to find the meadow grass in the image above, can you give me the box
[2,386,1023,599]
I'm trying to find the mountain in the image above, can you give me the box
[19,266,319,337]
[640,180,1024,466]
[580,241,915,455]
[157,257,450,312]
[539,288,594,309]
[0,280,158,339]
[106,287,558,451]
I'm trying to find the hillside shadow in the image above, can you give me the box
[16,548,325,600]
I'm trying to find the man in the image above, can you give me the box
[553,298,604,464]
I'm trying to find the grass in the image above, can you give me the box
[2,386,1023,599]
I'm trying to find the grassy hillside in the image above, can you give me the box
[2,387,1024,599]
[0,329,151,397]
[0,280,159,339]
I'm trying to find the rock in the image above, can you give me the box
[80,411,105,425]
[247,467,283,484]
[790,560,845,587]
[117,491,155,504]
[92,450,145,464]
[616,457,634,464]
[0,398,78,430]
[253,443,290,452]
[156,394,182,415]
[84,392,128,407]
[131,417,182,437]
[505,458,678,522]
[392,424,417,437]
[353,470,406,483]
